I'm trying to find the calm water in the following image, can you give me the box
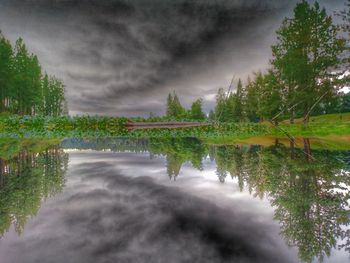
[0,138,349,263]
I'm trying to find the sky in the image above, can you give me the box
[0,0,346,116]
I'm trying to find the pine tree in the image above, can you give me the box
[0,32,13,112]
[166,93,173,116]
[166,91,186,120]
[214,88,227,122]
[233,79,245,121]
[272,1,344,124]
[0,33,67,116]
[259,70,283,124]
[190,98,205,120]
[208,109,215,121]
[245,73,261,122]
[337,0,350,86]
[172,93,185,119]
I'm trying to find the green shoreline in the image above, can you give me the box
[0,113,350,150]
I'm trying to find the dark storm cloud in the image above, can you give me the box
[0,161,298,263]
[0,0,345,116]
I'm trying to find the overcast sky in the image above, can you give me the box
[0,0,346,116]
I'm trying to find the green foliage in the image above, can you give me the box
[245,73,262,122]
[232,78,245,121]
[166,91,186,120]
[206,140,350,262]
[0,112,350,139]
[190,98,205,120]
[214,83,244,123]
[271,1,345,123]
[0,115,128,138]
[0,140,68,236]
[208,1,348,125]
[0,32,13,113]
[0,33,66,116]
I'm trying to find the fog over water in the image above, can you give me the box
[0,0,345,116]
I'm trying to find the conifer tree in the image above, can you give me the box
[233,79,245,121]
[272,1,344,124]
[0,32,13,112]
[190,98,205,120]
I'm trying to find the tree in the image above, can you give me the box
[214,88,237,122]
[233,79,245,121]
[0,32,13,112]
[208,109,215,121]
[172,93,186,118]
[190,98,205,120]
[259,70,283,124]
[337,0,350,86]
[166,91,186,120]
[245,73,261,122]
[0,33,67,116]
[272,1,344,124]
[166,93,173,116]
[214,88,228,122]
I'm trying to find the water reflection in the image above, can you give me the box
[0,141,68,236]
[62,137,350,262]
[0,137,349,263]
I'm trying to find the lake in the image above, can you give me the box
[0,137,349,263]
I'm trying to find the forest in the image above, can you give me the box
[162,1,350,124]
[0,34,66,116]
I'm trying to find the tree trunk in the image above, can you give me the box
[303,103,310,125]
[303,138,312,161]
[290,138,295,160]
[290,108,295,124]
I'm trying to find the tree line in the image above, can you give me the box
[0,33,67,116]
[215,0,350,124]
[165,1,350,124]
[165,91,206,121]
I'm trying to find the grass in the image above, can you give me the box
[281,112,350,124]
[0,113,349,144]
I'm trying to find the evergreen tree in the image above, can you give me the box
[214,88,228,122]
[0,33,67,116]
[166,91,186,120]
[259,70,283,124]
[0,32,13,113]
[337,0,350,85]
[245,73,261,122]
[190,98,205,120]
[272,1,344,124]
[208,109,215,121]
[233,79,245,121]
[172,93,185,118]
[166,93,173,116]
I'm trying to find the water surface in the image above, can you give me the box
[0,138,349,263]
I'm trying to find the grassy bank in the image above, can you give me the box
[0,113,349,140]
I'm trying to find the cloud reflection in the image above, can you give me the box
[0,158,298,263]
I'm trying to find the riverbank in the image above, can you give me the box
[0,113,349,143]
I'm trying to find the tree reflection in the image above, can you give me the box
[0,141,68,236]
[213,139,350,263]
[148,138,208,180]
[59,137,350,262]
